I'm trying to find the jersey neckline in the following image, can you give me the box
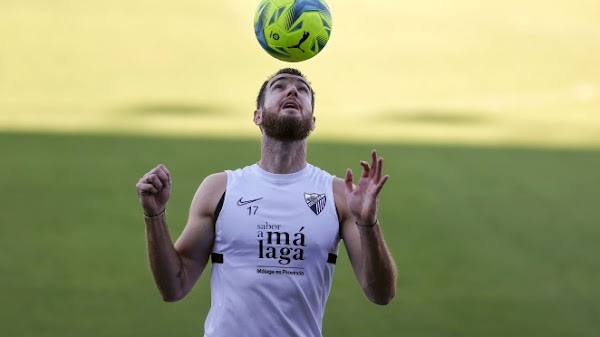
[250,163,313,184]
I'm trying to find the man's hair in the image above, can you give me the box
[256,68,315,112]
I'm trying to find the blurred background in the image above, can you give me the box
[1,0,599,336]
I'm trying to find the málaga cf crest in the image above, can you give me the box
[304,192,326,215]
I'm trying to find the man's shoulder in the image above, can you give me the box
[201,163,257,191]
[198,172,227,197]
[225,164,257,177]
[331,177,348,199]
[203,171,227,185]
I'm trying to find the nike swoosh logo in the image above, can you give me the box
[237,197,263,206]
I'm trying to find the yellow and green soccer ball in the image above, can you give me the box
[254,0,332,62]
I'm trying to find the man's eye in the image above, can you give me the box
[299,87,308,92]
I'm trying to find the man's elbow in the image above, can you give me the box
[364,284,396,305]
[160,289,186,302]
[368,291,395,305]
[162,295,183,302]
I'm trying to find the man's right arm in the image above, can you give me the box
[138,167,226,302]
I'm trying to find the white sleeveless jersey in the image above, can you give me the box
[203,163,341,337]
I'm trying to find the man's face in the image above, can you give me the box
[254,74,315,141]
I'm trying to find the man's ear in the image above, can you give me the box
[253,108,263,125]
[310,116,316,131]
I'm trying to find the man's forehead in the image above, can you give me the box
[268,74,310,87]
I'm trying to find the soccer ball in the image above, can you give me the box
[254,0,332,62]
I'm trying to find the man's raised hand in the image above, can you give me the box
[344,150,389,227]
[136,164,171,217]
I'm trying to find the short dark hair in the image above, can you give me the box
[256,68,315,112]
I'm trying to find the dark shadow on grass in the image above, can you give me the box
[119,102,228,116]
[377,109,488,125]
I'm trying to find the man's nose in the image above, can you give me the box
[286,87,299,97]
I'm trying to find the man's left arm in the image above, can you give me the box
[334,150,397,305]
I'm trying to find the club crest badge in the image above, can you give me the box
[304,192,326,216]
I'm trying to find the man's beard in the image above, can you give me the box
[261,108,313,141]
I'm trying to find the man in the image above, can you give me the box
[136,68,397,337]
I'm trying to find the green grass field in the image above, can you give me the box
[1,132,599,336]
[1,0,600,336]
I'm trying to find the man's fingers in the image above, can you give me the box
[136,164,172,195]
[373,175,389,196]
[370,150,378,178]
[376,157,384,182]
[360,161,370,178]
[146,164,169,177]
[136,182,158,195]
[147,174,163,190]
[141,164,171,187]
[155,169,170,187]
[345,168,354,193]
[138,173,163,191]
[158,164,171,179]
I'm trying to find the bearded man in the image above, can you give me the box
[135,68,397,337]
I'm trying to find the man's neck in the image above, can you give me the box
[258,136,308,174]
